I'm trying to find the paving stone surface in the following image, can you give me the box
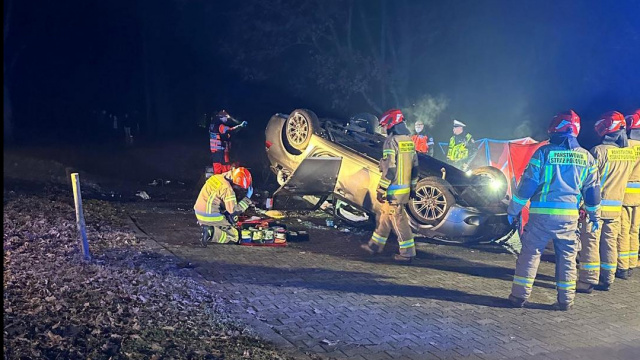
[131,202,640,359]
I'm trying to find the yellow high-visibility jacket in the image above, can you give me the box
[377,134,419,204]
[591,144,636,219]
[622,139,640,206]
[194,172,250,226]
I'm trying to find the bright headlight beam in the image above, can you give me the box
[490,179,503,190]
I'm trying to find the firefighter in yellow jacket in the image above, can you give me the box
[578,111,636,292]
[361,109,419,262]
[194,167,253,246]
[616,109,640,278]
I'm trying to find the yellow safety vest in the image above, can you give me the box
[447,133,472,161]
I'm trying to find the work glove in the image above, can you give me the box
[241,197,253,207]
[507,214,516,225]
[579,209,587,222]
[376,190,386,204]
[240,121,248,128]
[246,186,254,199]
[590,219,600,232]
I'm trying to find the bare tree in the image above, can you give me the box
[222,0,442,115]
[4,0,15,142]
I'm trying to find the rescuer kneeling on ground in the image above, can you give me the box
[361,109,419,262]
[194,167,253,246]
[578,111,635,291]
[507,110,601,311]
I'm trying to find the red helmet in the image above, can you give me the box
[230,167,252,189]
[379,109,404,130]
[594,111,626,137]
[626,109,640,130]
[548,110,581,137]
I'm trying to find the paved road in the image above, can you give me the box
[130,201,640,360]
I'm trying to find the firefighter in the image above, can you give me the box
[577,111,635,292]
[616,109,640,278]
[209,110,247,174]
[194,167,253,246]
[411,120,435,156]
[360,109,419,262]
[507,110,600,311]
[446,120,477,170]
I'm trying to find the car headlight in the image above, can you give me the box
[490,178,503,191]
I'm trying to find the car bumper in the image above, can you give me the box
[410,204,509,243]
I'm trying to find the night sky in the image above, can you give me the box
[4,0,639,147]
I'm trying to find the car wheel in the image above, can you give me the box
[408,177,455,226]
[462,166,508,212]
[282,109,320,154]
[349,113,379,134]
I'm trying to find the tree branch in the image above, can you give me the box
[4,0,12,44]
[360,90,382,114]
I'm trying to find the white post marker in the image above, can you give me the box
[70,173,91,260]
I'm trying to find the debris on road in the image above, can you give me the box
[320,339,339,346]
[135,190,150,200]
[148,179,171,186]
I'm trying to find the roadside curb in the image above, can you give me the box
[125,214,314,360]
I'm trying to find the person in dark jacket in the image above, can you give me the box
[507,110,601,311]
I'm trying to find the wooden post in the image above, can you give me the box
[70,173,91,260]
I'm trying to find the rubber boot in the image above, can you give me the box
[201,226,213,247]
[392,254,413,263]
[615,269,630,280]
[553,302,573,311]
[508,294,527,308]
[360,243,375,255]
[595,282,611,291]
[576,281,594,294]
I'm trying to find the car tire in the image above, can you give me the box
[350,113,379,134]
[282,109,320,154]
[467,165,508,210]
[407,177,455,227]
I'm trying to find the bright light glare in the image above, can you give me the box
[465,170,473,176]
[490,179,503,190]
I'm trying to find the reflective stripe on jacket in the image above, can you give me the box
[507,143,601,222]
[210,133,224,152]
[411,134,434,155]
[591,144,636,218]
[623,139,640,206]
[193,172,250,225]
[209,124,232,153]
[447,133,475,163]
[377,134,419,204]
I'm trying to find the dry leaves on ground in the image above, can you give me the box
[3,187,292,360]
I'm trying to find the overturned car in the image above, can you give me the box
[265,109,513,243]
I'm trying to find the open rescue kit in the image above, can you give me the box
[236,217,308,247]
